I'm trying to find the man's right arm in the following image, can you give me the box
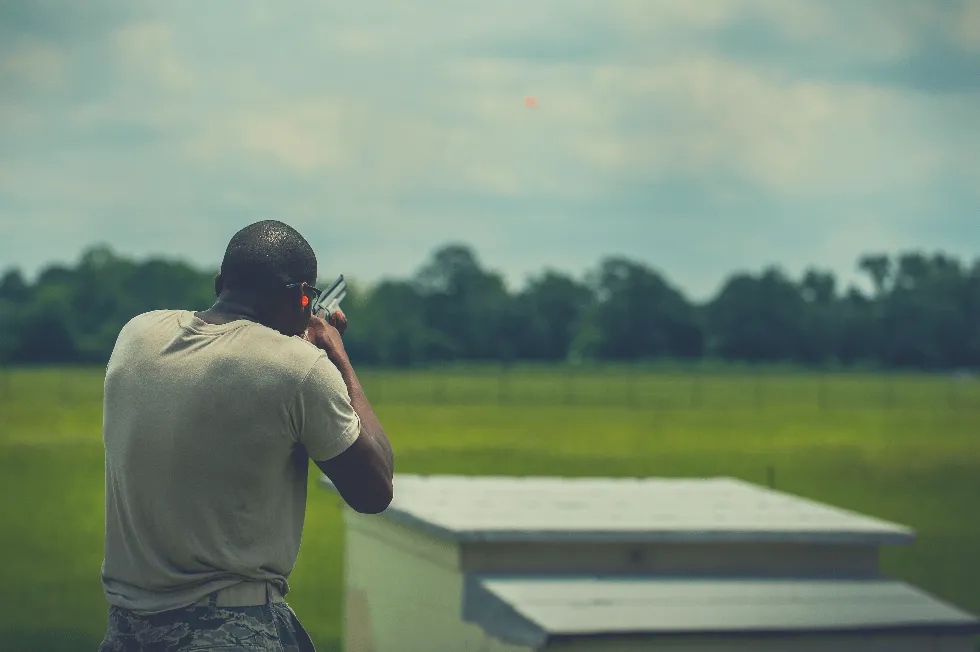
[304,313,393,514]
[314,352,394,514]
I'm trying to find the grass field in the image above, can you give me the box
[0,365,978,651]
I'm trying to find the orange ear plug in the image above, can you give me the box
[301,295,309,307]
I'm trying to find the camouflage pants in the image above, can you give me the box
[98,591,316,651]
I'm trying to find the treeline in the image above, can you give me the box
[0,243,978,370]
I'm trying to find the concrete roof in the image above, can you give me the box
[462,576,980,647]
[320,474,915,545]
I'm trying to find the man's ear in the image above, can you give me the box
[214,273,223,298]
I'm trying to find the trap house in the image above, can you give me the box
[321,475,980,652]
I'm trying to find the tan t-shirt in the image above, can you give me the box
[101,309,360,614]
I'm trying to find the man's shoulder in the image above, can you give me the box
[107,311,187,369]
[257,328,325,359]
[117,310,185,339]
[237,324,328,376]
[126,309,184,326]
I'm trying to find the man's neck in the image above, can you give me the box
[196,296,264,325]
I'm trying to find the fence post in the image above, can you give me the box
[432,369,445,405]
[497,363,509,405]
[627,364,637,409]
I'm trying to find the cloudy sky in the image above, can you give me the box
[1,0,978,300]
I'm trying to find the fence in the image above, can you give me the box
[0,366,977,412]
[354,366,979,412]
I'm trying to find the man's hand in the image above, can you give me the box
[305,310,347,364]
[327,308,347,335]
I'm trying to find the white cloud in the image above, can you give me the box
[0,0,977,297]
[0,102,39,130]
[145,49,962,207]
[0,40,66,88]
[228,102,349,174]
[607,0,741,31]
[112,22,194,90]
[954,0,980,50]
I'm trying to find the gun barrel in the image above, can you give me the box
[322,274,345,297]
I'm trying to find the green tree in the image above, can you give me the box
[876,252,972,369]
[0,241,977,371]
[344,280,439,367]
[0,269,31,362]
[11,265,78,363]
[511,270,593,361]
[858,254,892,296]
[414,244,512,361]
[706,267,807,363]
[585,257,702,361]
[798,268,838,365]
[0,269,30,303]
[967,258,980,366]
[835,286,876,367]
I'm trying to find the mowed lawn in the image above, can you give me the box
[0,366,978,651]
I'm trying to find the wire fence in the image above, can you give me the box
[0,365,977,412]
[353,366,979,412]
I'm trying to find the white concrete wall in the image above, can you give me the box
[543,634,977,652]
[343,513,535,652]
[340,510,974,652]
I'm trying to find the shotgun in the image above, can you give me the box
[311,274,347,322]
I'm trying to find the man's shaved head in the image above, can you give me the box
[220,220,317,297]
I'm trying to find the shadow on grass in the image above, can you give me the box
[0,629,341,652]
[0,628,101,652]
[398,447,684,477]
[396,446,788,481]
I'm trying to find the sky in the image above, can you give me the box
[1,0,978,301]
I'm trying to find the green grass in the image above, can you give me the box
[0,366,978,651]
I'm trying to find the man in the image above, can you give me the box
[98,220,394,651]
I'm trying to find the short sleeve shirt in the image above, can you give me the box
[101,310,360,614]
